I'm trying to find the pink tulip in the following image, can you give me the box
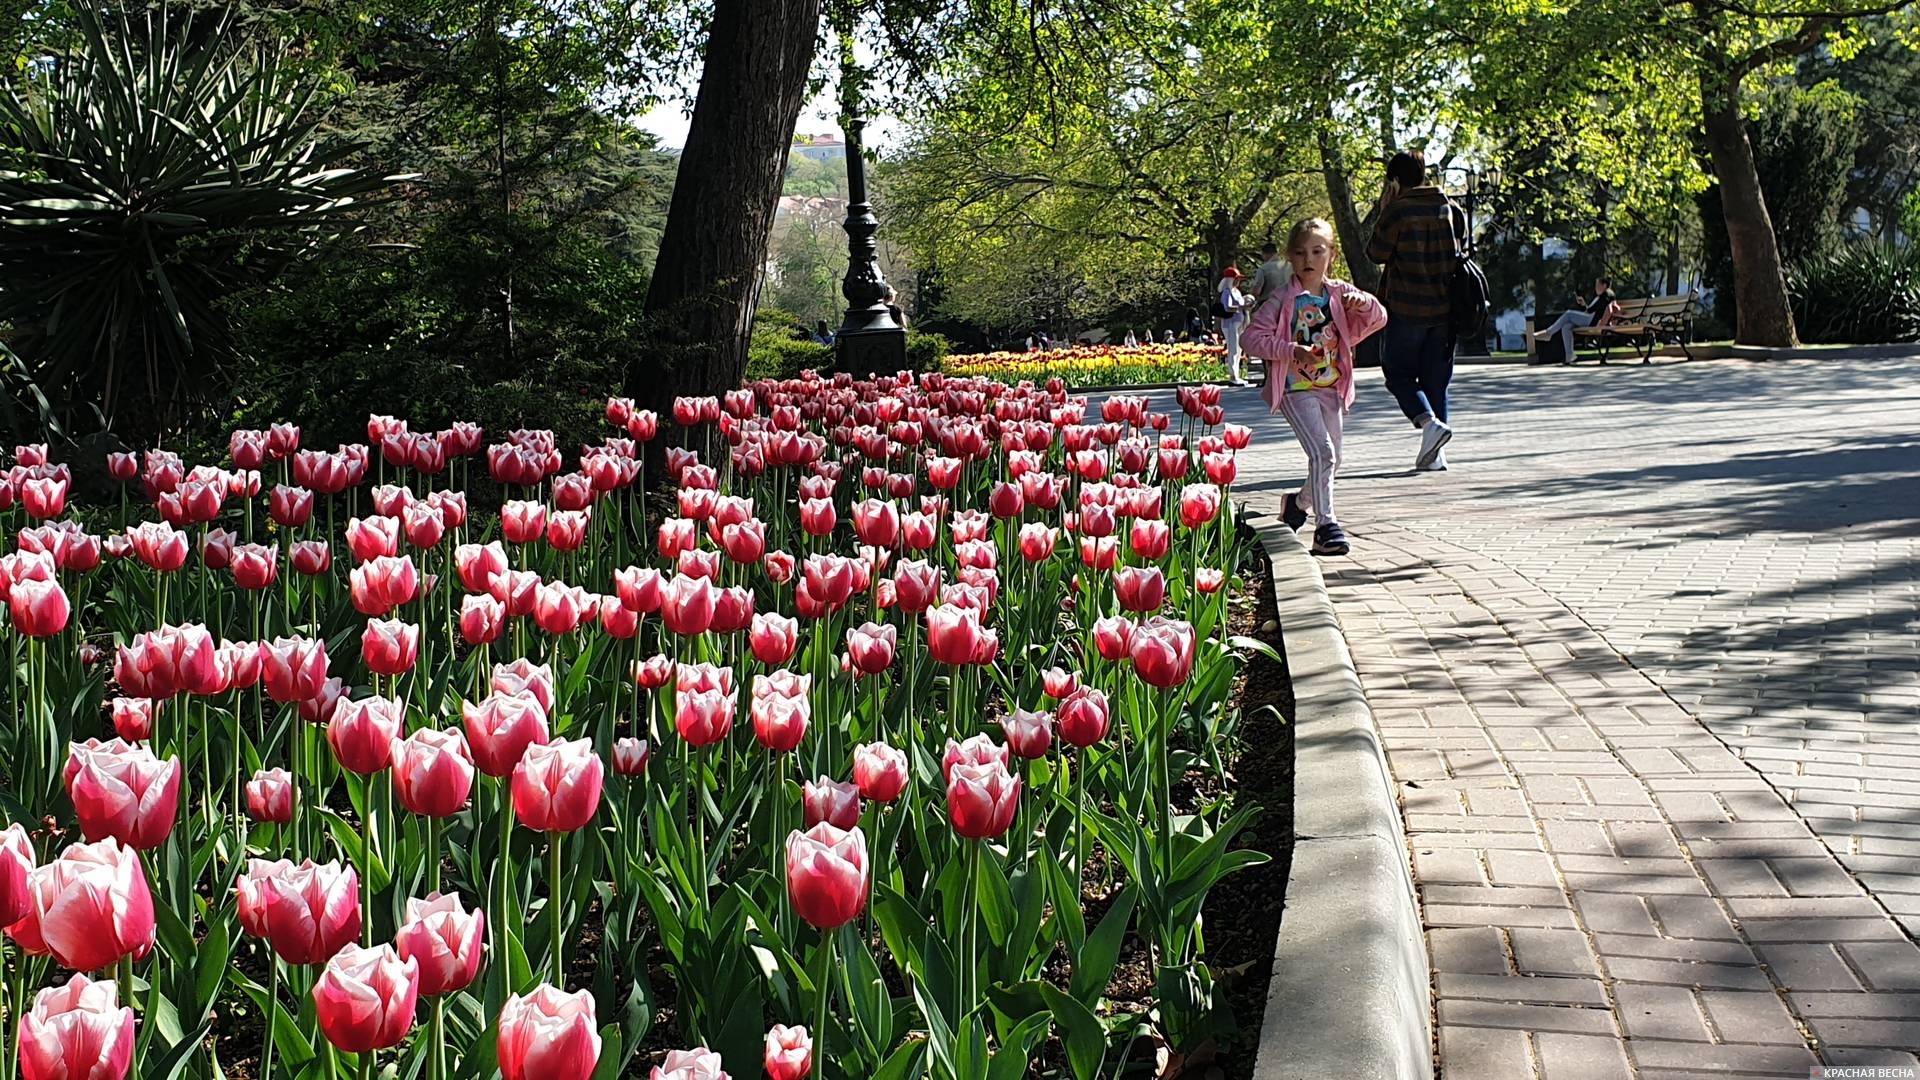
[1130,616,1197,688]
[394,892,486,995]
[233,857,292,939]
[660,573,716,636]
[1018,523,1058,563]
[461,594,506,646]
[259,859,361,965]
[715,519,766,564]
[802,552,856,609]
[1042,667,1079,700]
[802,777,860,830]
[127,522,187,571]
[546,509,590,552]
[263,637,329,703]
[313,943,419,1053]
[675,670,737,748]
[329,697,403,775]
[1178,483,1221,529]
[845,622,896,675]
[1000,708,1053,760]
[512,738,603,833]
[499,984,602,1080]
[614,566,664,613]
[900,510,938,551]
[349,554,418,617]
[613,738,651,777]
[456,542,509,595]
[488,659,553,716]
[246,768,295,825]
[925,603,983,665]
[750,685,809,754]
[942,733,1011,783]
[1057,687,1111,748]
[850,499,899,548]
[785,822,869,930]
[762,550,796,584]
[1129,518,1172,560]
[67,742,180,850]
[632,654,675,690]
[657,517,697,559]
[346,515,400,562]
[362,618,420,676]
[7,838,155,972]
[1114,566,1167,613]
[532,581,585,635]
[290,539,331,576]
[1196,568,1225,593]
[17,974,136,1080]
[108,697,153,742]
[852,742,909,803]
[270,485,314,528]
[748,612,798,665]
[21,476,67,519]
[1092,615,1135,661]
[764,1025,812,1080]
[948,757,1021,839]
[106,453,138,482]
[463,693,550,778]
[391,728,475,818]
[299,677,346,725]
[0,823,35,928]
[9,578,69,638]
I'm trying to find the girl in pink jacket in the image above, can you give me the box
[1243,218,1389,557]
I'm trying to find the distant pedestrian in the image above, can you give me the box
[1368,149,1468,471]
[1161,329,1176,344]
[1249,242,1287,308]
[1216,266,1255,385]
[1246,217,1389,558]
[884,286,908,329]
[1122,328,1138,346]
[1185,308,1206,343]
[812,320,835,346]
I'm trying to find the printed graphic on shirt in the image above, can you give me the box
[1290,292,1340,391]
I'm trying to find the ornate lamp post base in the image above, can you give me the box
[834,114,905,376]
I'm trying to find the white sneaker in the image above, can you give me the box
[1418,449,1448,471]
[1416,420,1452,469]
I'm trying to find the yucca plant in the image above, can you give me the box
[0,3,412,438]
[1788,241,1920,345]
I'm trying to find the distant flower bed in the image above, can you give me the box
[942,342,1230,387]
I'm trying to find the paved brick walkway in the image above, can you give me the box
[1222,355,1920,1075]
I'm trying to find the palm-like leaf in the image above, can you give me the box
[0,3,414,436]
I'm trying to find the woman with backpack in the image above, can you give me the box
[1216,265,1255,386]
[1367,149,1470,471]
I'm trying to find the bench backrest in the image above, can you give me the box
[1615,293,1696,320]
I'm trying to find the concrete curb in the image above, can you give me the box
[1247,512,1433,1080]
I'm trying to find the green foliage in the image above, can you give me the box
[0,3,408,438]
[748,310,834,380]
[1788,241,1920,344]
[906,328,951,372]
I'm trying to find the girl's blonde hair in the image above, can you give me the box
[1286,217,1337,252]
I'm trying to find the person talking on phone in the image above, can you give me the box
[1367,149,1469,472]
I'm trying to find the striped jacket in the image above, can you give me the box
[1366,187,1468,324]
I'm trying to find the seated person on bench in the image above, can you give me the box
[1533,277,1620,360]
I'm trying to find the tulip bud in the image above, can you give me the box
[1129,616,1197,688]
[785,822,869,930]
[329,697,403,775]
[1000,708,1054,760]
[499,984,602,1080]
[612,737,650,778]
[313,943,419,1053]
[461,594,507,646]
[764,1025,812,1080]
[852,742,909,803]
[67,742,181,850]
[362,618,421,676]
[394,892,486,995]
[391,728,475,818]
[245,768,295,824]
[512,737,603,833]
[947,757,1021,839]
[0,823,36,928]
[17,974,136,1080]
[9,837,156,972]
[802,777,861,830]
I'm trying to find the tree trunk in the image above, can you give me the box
[1699,69,1797,346]
[1318,127,1381,294]
[634,0,821,419]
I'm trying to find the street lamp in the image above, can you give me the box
[832,43,906,376]
[1436,164,1502,353]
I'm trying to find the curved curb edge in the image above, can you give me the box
[1247,512,1433,1080]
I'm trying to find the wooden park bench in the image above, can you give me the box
[1571,292,1699,364]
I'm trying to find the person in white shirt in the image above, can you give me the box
[1217,266,1255,385]
[1122,328,1138,347]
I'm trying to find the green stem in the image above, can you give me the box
[811,933,833,1080]
[261,956,280,1080]
[549,832,565,984]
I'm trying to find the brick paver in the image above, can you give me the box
[1220,355,1920,1076]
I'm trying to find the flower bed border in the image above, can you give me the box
[1245,511,1433,1080]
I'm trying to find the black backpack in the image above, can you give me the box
[1446,203,1490,341]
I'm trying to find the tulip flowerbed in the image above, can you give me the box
[0,374,1272,1080]
[941,344,1229,388]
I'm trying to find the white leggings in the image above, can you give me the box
[1222,317,1245,379]
[1279,388,1344,526]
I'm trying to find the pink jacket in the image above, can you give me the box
[1244,277,1389,413]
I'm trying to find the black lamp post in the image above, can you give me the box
[833,52,905,376]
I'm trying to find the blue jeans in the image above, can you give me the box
[1381,318,1453,425]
